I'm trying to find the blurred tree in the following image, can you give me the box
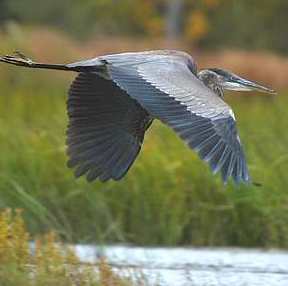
[166,0,184,40]
[202,0,288,53]
[0,0,11,25]
[183,0,215,44]
[0,0,287,54]
[185,9,208,43]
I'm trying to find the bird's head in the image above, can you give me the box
[198,68,276,97]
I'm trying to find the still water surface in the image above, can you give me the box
[75,245,288,286]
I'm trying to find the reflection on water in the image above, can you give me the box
[75,245,288,286]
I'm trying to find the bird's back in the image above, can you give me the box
[68,50,198,76]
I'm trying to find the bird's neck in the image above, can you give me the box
[211,84,224,98]
[199,76,224,98]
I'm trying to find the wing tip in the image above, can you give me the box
[209,152,251,185]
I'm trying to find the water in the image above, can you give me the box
[75,245,288,286]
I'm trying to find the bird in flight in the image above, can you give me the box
[0,50,275,184]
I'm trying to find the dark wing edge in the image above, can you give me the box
[174,114,249,184]
[66,72,152,182]
[105,57,250,184]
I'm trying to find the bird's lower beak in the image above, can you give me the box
[223,76,276,94]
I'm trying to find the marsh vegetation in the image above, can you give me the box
[0,29,288,249]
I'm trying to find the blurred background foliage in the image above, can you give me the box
[0,0,288,53]
[0,0,288,248]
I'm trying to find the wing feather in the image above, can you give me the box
[99,51,249,183]
[67,72,152,182]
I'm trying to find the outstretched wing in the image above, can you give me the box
[99,51,249,184]
[67,73,152,182]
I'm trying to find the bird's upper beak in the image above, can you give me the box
[222,75,276,94]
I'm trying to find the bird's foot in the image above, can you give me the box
[0,51,34,67]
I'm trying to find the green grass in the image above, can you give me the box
[0,57,288,248]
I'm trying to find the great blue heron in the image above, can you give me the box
[0,50,275,184]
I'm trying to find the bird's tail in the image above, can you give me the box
[0,51,79,72]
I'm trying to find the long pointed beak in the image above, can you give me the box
[223,76,276,94]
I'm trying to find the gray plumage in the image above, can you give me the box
[0,50,275,184]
